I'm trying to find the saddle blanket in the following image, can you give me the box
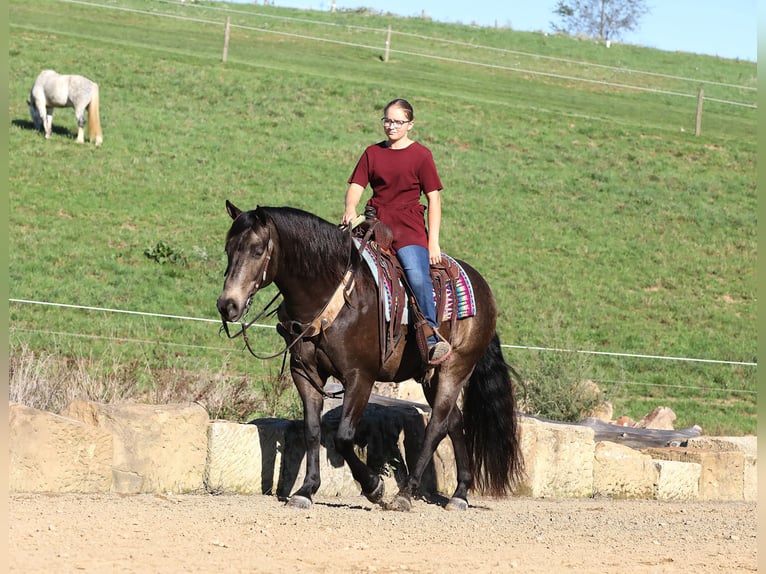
[354,239,476,324]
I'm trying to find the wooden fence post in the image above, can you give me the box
[384,25,391,62]
[695,88,704,136]
[222,16,231,64]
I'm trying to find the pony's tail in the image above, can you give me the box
[88,82,103,146]
[463,332,525,496]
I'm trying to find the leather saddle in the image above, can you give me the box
[352,217,460,365]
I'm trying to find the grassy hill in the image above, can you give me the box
[8,0,756,434]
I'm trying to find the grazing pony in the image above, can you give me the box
[217,201,524,511]
[27,70,103,146]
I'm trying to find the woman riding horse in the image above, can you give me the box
[218,202,524,512]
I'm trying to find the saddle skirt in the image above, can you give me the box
[354,238,477,325]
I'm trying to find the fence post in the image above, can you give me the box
[695,88,704,136]
[222,16,231,64]
[384,25,391,62]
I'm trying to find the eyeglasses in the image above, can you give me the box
[381,118,411,128]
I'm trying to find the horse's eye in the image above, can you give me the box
[250,244,265,258]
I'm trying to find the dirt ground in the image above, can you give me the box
[9,492,756,573]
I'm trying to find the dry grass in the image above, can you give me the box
[8,343,298,422]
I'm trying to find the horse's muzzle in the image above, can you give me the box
[217,295,244,323]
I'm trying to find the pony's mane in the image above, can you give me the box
[249,206,358,282]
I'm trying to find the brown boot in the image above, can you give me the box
[428,340,452,365]
[412,311,451,366]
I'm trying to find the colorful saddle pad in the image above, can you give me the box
[355,239,476,324]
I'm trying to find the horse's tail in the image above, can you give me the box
[88,82,103,146]
[463,332,525,496]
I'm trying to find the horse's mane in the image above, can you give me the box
[243,206,358,283]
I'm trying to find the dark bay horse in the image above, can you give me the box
[217,201,524,511]
[27,70,103,146]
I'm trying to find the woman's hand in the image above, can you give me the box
[428,243,442,265]
[342,183,365,225]
[341,208,358,226]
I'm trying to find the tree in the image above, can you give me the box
[551,0,650,41]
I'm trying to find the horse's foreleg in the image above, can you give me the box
[44,108,53,139]
[286,366,324,510]
[287,393,323,509]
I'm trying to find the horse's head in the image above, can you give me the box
[217,200,276,323]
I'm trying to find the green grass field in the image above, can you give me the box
[8,0,756,435]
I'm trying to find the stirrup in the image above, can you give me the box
[428,340,452,365]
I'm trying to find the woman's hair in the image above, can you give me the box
[384,98,414,121]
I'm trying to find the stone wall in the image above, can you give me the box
[8,396,757,502]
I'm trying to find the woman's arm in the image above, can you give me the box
[425,190,442,264]
[342,183,365,225]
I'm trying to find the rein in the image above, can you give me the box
[219,222,360,397]
[218,290,292,360]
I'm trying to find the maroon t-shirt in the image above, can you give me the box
[348,141,443,251]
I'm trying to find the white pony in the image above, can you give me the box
[27,70,103,146]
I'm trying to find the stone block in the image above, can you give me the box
[273,417,360,498]
[515,416,594,498]
[250,402,456,500]
[9,402,113,493]
[643,447,744,501]
[593,441,657,498]
[653,459,700,500]
[742,453,757,502]
[62,401,209,494]
[205,420,278,494]
[685,436,757,501]
[208,414,402,499]
[685,435,757,456]
[320,403,452,498]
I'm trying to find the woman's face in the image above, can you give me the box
[381,106,412,143]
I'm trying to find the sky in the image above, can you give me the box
[254,0,757,62]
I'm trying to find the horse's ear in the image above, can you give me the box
[225,200,241,220]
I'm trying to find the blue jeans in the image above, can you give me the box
[397,245,439,345]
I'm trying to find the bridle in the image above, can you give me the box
[219,221,367,400]
[218,229,288,359]
[219,223,358,367]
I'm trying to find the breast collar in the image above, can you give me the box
[278,268,356,339]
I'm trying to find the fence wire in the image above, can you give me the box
[9,298,757,399]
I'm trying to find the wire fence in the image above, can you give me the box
[62,0,756,111]
[8,298,757,398]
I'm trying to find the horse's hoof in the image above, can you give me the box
[383,495,412,512]
[285,495,312,510]
[445,497,468,511]
[363,477,385,505]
